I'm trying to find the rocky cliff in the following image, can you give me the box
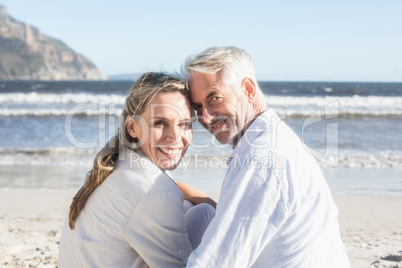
[0,5,107,80]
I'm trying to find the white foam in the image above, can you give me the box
[0,148,98,167]
[266,95,402,116]
[0,107,123,116]
[0,92,125,105]
[1,148,401,169]
[0,92,126,116]
[1,93,401,117]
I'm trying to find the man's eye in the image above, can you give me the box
[209,96,223,105]
[193,104,201,110]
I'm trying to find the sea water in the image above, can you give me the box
[0,81,401,196]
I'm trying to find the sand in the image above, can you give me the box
[333,195,402,268]
[0,188,401,268]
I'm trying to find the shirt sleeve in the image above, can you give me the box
[124,190,193,268]
[186,155,292,267]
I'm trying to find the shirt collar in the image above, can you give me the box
[227,109,278,166]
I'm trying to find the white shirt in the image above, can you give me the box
[186,109,350,268]
[58,148,192,268]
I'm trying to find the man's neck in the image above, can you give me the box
[230,109,267,149]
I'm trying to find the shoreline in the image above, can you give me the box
[1,165,401,198]
[1,188,401,267]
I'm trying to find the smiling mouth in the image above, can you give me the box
[158,147,181,158]
[210,118,228,132]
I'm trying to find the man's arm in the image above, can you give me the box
[186,164,291,267]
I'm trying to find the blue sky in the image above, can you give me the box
[1,0,401,82]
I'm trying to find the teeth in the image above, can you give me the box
[213,120,226,129]
[160,148,179,156]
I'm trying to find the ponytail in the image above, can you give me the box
[68,135,121,229]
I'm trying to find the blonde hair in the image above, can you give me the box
[68,72,189,229]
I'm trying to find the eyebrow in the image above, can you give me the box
[206,90,220,99]
[152,116,191,122]
[152,116,168,120]
[192,90,220,105]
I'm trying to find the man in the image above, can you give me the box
[183,46,350,267]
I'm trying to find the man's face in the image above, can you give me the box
[188,71,250,146]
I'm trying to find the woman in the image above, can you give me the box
[58,72,216,267]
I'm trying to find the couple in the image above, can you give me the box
[58,47,350,267]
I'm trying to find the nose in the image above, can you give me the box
[166,125,182,144]
[199,106,214,125]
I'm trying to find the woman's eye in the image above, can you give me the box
[153,121,166,127]
[181,122,192,129]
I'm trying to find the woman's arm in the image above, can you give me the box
[175,181,217,209]
[124,191,193,266]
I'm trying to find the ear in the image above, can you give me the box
[126,115,138,139]
[242,77,256,103]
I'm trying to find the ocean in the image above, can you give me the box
[0,80,401,196]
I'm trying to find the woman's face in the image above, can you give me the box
[128,92,193,170]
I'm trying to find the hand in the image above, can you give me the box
[175,181,217,209]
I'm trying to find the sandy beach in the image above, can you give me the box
[1,188,401,268]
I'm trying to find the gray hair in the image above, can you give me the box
[183,46,256,92]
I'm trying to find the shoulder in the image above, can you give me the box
[109,168,179,199]
[103,151,181,204]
